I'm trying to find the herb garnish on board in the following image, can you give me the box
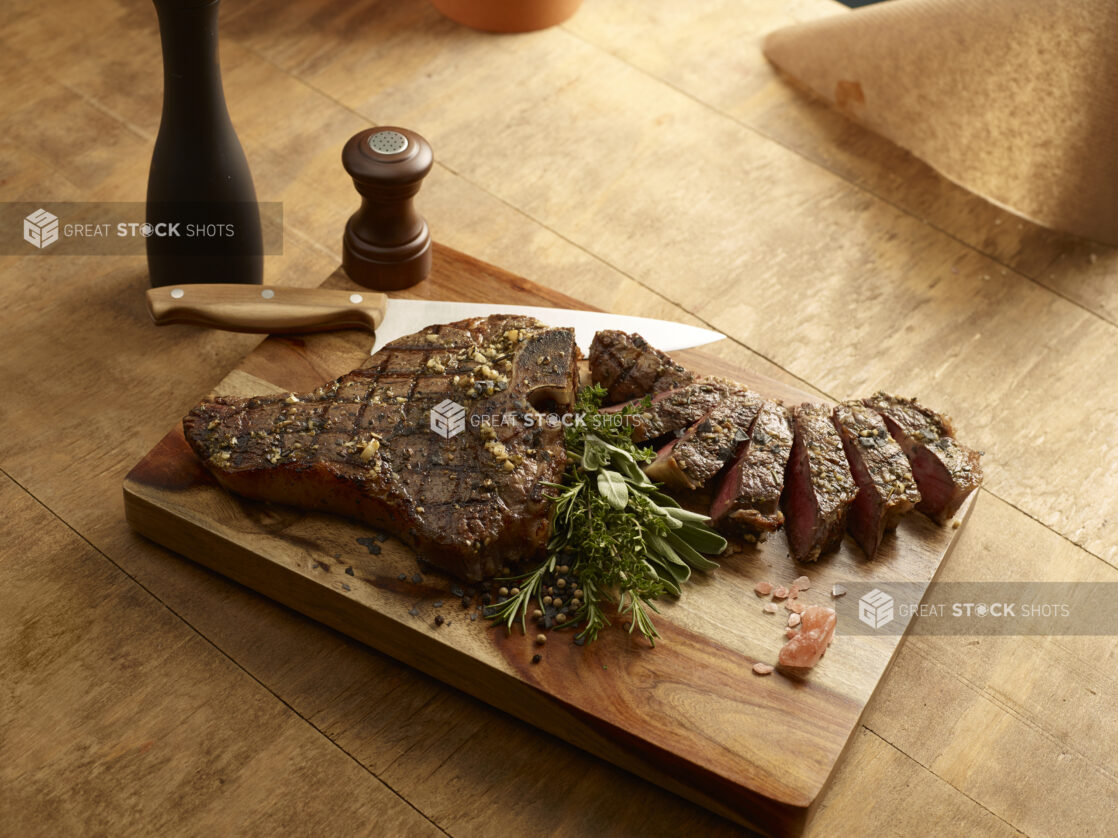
[488,385,727,646]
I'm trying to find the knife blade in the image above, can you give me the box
[146,284,724,354]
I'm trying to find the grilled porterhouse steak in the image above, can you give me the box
[589,329,694,404]
[782,403,858,562]
[604,378,743,443]
[644,387,764,490]
[710,400,793,539]
[863,392,982,524]
[184,315,579,582]
[833,401,921,558]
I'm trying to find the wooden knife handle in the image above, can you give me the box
[146,284,387,335]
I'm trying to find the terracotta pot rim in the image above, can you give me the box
[429,0,584,33]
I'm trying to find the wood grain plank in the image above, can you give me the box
[805,728,1024,838]
[861,492,1118,837]
[0,473,441,838]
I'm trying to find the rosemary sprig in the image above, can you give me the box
[489,385,727,646]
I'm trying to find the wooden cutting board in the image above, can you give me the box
[123,245,975,836]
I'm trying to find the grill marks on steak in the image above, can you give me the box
[782,404,858,563]
[183,315,579,582]
[589,329,694,404]
[644,387,764,490]
[710,401,793,539]
[863,392,982,524]
[833,401,921,558]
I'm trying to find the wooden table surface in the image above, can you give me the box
[2,0,1115,835]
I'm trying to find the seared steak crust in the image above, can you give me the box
[589,330,694,404]
[833,401,921,558]
[863,392,982,525]
[782,403,858,563]
[605,377,743,443]
[183,315,579,582]
[710,401,793,539]
[644,387,764,490]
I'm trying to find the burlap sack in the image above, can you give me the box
[764,0,1118,245]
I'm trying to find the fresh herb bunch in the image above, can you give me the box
[489,384,728,646]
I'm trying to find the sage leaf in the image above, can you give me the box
[597,469,629,510]
[668,530,721,571]
[678,522,728,556]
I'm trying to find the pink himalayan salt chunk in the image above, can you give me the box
[772,585,790,599]
[754,581,774,596]
[788,585,800,599]
[763,603,779,614]
[752,662,774,675]
[788,612,802,628]
[786,600,805,614]
[794,575,811,591]
[785,628,798,639]
[778,605,837,669]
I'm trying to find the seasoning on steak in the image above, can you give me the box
[604,377,742,443]
[709,401,793,540]
[863,392,982,524]
[589,329,694,404]
[833,401,921,558]
[644,387,764,490]
[183,315,579,582]
[782,403,858,562]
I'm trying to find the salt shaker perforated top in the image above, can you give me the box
[341,127,434,291]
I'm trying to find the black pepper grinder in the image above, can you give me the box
[146,0,263,287]
[342,127,434,291]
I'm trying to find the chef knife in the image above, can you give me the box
[146,284,724,354]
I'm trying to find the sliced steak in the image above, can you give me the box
[589,329,694,404]
[710,401,793,540]
[644,387,764,490]
[863,392,982,524]
[782,403,858,562]
[604,377,741,443]
[183,315,579,582]
[833,401,921,558]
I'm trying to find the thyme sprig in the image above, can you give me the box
[489,385,727,646]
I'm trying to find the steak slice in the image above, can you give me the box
[644,387,764,490]
[833,401,921,558]
[710,401,793,540]
[782,403,858,562]
[183,315,579,582]
[863,392,982,524]
[589,329,694,404]
[604,377,742,443]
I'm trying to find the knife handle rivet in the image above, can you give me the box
[349,293,363,304]
[261,289,275,299]
[170,288,184,299]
